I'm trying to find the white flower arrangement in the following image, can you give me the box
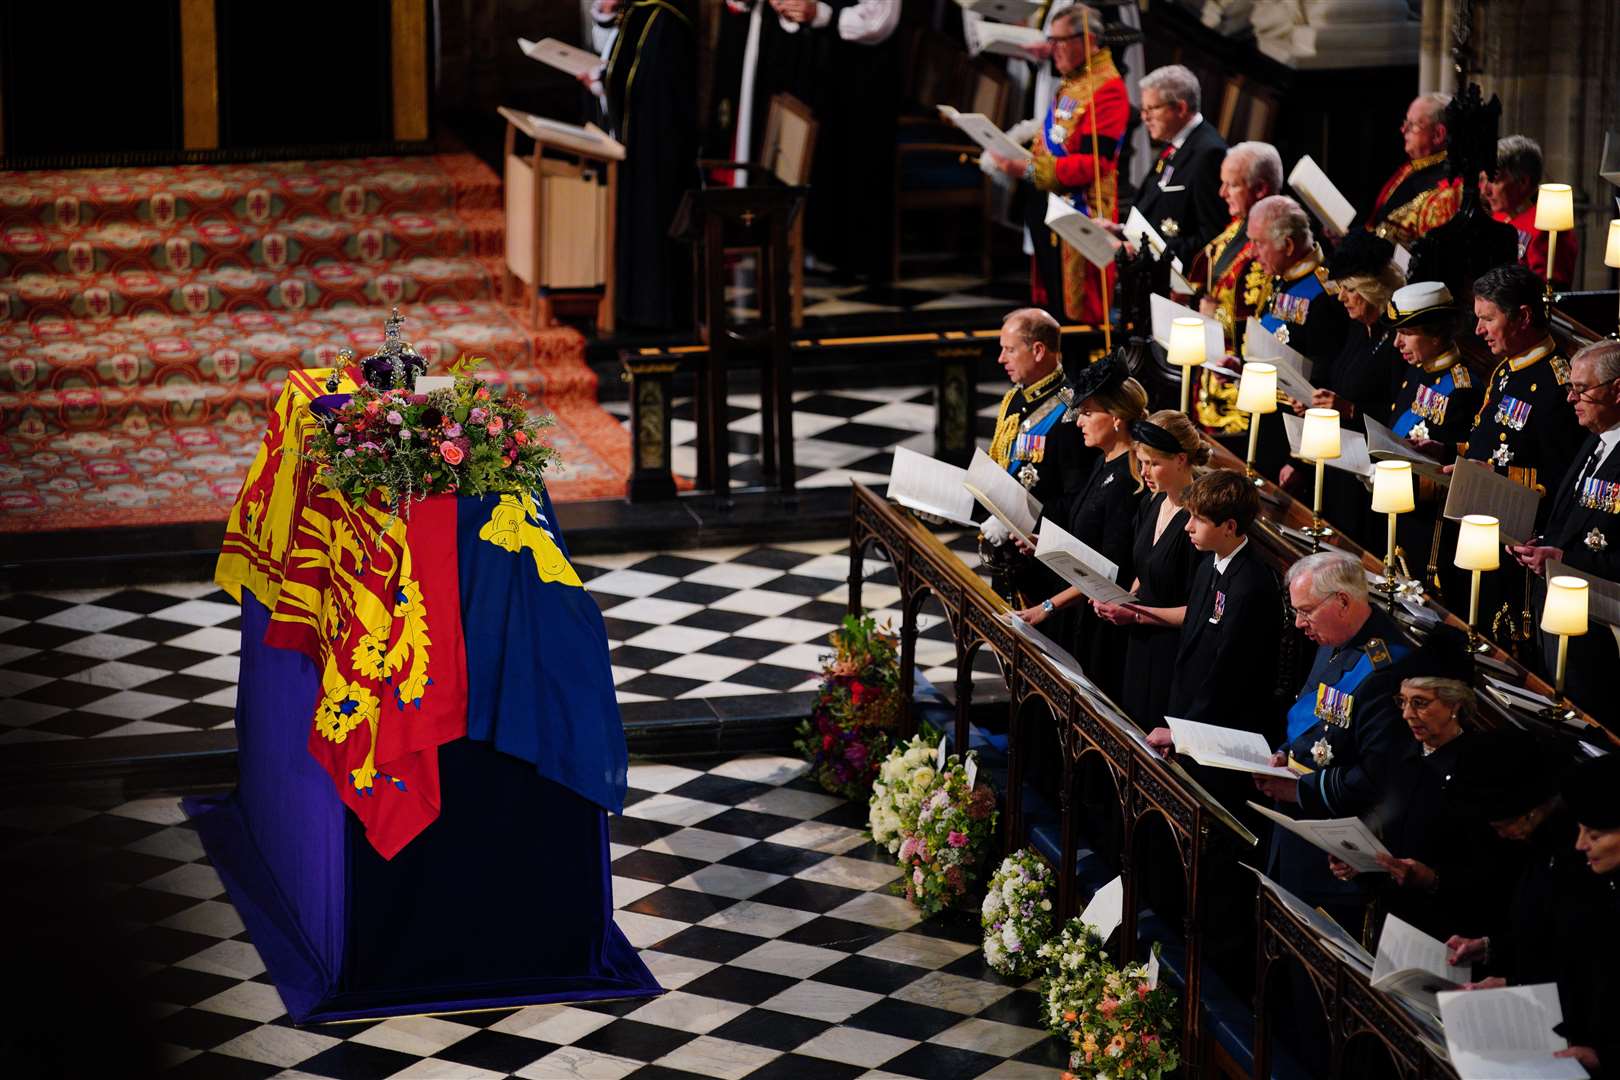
[868,733,940,853]
[982,849,1056,977]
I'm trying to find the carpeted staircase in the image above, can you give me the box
[0,152,631,535]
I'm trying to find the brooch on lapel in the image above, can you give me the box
[1160,218,1180,238]
[1102,472,1116,487]
[1311,738,1334,767]
[1491,443,1514,467]
[1018,463,1040,489]
[1587,528,1609,552]
[1408,420,1431,442]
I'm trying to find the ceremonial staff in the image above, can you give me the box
[1079,12,1111,354]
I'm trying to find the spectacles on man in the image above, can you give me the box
[1567,377,1618,402]
[1293,592,1344,622]
[1140,102,1173,114]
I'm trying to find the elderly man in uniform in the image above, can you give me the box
[1127,63,1227,266]
[1189,140,1282,440]
[1364,92,1461,248]
[1459,263,1583,514]
[979,308,1096,605]
[986,4,1129,325]
[1255,551,1416,921]
[1246,194,1349,371]
[1480,134,1580,291]
[1508,341,1620,731]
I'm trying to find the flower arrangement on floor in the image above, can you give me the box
[1039,917,1180,1080]
[981,849,1056,978]
[870,735,998,917]
[308,354,556,514]
[793,614,904,801]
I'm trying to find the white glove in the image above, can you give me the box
[978,151,1002,178]
[980,517,1010,545]
[1005,118,1040,145]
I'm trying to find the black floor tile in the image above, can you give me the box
[136,673,233,700]
[810,422,912,449]
[3,650,102,677]
[628,554,719,579]
[752,573,829,598]
[97,589,194,614]
[601,617,659,642]
[698,635,786,660]
[721,842,830,877]
[667,774,773,806]
[147,701,236,729]
[779,916,895,953]
[676,608,760,634]
[150,1006,262,1050]
[611,848,710,885]
[648,925,764,964]
[722,664,812,692]
[710,1007,830,1052]
[811,801,871,829]
[296,1041,422,1080]
[747,878,863,914]
[650,580,735,606]
[125,924,225,965]
[0,595,75,619]
[16,679,117,709]
[680,964,798,1006]
[615,673,707,699]
[608,645,683,671]
[624,885,736,923]
[30,710,132,738]
[733,548,819,571]
[739,1053,865,1080]
[138,965,242,1007]
[974,987,1046,1029]
[607,815,682,848]
[433,1028,551,1072]
[111,616,203,642]
[882,1042,1003,1080]
[697,808,803,840]
[843,997,964,1040]
[573,1018,698,1061]
[813,954,930,995]
[122,644,223,671]
[787,393,879,419]
[0,622,83,649]
[161,1052,281,1080]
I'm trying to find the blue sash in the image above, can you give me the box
[1286,651,1377,743]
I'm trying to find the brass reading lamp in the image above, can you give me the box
[1167,317,1205,414]
[1371,460,1414,609]
[1606,220,1620,340]
[1540,574,1588,719]
[1236,362,1277,484]
[1534,183,1574,304]
[1453,514,1500,653]
[1299,407,1340,542]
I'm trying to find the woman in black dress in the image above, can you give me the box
[1092,410,1206,730]
[1014,355,1148,699]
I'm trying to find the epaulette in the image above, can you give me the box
[1450,365,1472,390]
[1312,265,1329,286]
[1550,355,1571,386]
[1364,637,1393,669]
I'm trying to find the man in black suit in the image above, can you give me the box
[1151,469,1282,748]
[1129,64,1228,266]
[1508,340,1620,731]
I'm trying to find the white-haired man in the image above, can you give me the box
[1255,551,1416,919]
[1127,63,1227,265]
[1190,141,1282,438]
[1364,92,1461,248]
[1245,194,1349,370]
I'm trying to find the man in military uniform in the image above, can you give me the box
[980,307,1096,605]
[1127,64,1228,266]
[1460,263,1583,514]
[1245,195,1350,372]
[1364,93,1462,249]
[987,4,1129,325]
[1480,135,1580,290]
[1188,141,1281,440]
[1255,551,1416,922]
[1508,341,1620,732]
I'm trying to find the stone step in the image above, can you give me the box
[0,300,588,397]
[2,255,503,322]
[0,208,505,278]
[0,154,501,230]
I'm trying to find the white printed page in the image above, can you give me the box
[1167,718,1295,778]
[888,448,975,526]
[965,448,1041,540]
[1442,457,1542,545]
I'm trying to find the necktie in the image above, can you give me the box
[1155,144,1174,173]
[1576,441,1604,492]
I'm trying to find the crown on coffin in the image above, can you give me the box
[331,306,428,393]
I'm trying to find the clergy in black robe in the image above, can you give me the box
[603,0,700,330]
[1508,340,1620,733]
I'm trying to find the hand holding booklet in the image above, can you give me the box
[1437,983,1589,1079]
[1166,717,1295,778]
[1242,317,1318,402]
[1287,155,1357,236]
[965,448,1041,545]
[1245,801,1391,873]
[1282,412,1374,477]
[1370,913,1468,1016]
[517,37,600,79]
[1034,520,1137,606]
[1443,456,1541,545]
[938,105,1031,163]
[1045,195,1119,270]
[1364,413,1448,483]
[962,15,1044,58]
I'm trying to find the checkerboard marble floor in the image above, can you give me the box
[0,533,1005,744]
[2,753,1068,1078]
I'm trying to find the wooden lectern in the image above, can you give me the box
[671,182,806,505]
[499,106,624,333]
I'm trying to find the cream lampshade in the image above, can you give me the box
[1236,363,1278,414]
[1299,408,1341,461]
[1605,219,1620,269]
[1534,183,1575,232]
[1168,317,1205,413]
[1371,460,1414,514]
[1542,575,1589,637]
[1454,514,1500,571]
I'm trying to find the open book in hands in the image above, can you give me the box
[1166,717,1295,778]
[1370,913,1469,1016]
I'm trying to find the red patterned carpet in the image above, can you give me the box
[0,153,631,534]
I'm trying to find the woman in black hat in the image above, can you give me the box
[1014,353,1149,700]
[1546,754,1620,1074]
[1326,633,1508,939]
[1091,409,1206,730]
[1439,729,1589,992]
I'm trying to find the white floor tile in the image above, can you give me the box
[734,617,841,644]
[624,624,728,654]
[650,653,755,683]
[37,604,140,632]
[708,589,809,618]
[582,568,682,599]
[150,599,240,626]
[78,690,187,720]
[596,596,703,625]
